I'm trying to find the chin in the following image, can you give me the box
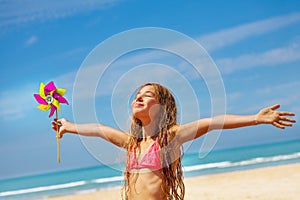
[133,112,149,121]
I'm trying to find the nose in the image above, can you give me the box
[135,94,143,102]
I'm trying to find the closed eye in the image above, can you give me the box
[135,91,156,99]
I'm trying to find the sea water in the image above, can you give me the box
[1,139,300,199]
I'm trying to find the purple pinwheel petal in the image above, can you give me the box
[53,92,69,104]
[44,81,56,95]
[34,94,47,105]
[49,104,56,118]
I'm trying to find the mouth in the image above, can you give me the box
[134,102,144,107]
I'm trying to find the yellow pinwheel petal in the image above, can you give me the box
[39,82,46,99]
[56,88,66,96]
[52,98,60,110]
[37,104,51,111]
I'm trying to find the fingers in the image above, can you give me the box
[278,111,295,116]
[53,118,63,125]
[51,120,61,130]
[268,104,296,117]
[54,119,62,127]
[272,121,285,129]
[278,120,293,127]
[56,132,63,139]
[273,116,296,129]
[277,112,296,128]
[51,118,63,138]
[279,116,296,123]
[270,104,280,110]
[52,118,66,127]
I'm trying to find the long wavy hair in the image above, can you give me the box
[123,83,185,200]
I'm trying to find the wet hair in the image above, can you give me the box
[123,83,185,199]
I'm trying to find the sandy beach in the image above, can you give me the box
[47,163,300,200]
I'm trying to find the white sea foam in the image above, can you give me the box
[183,161,232,171]
[0,181,86,197]
[92,176,124,183]
[0,176,125,197]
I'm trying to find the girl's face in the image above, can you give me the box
[131,85,161,121]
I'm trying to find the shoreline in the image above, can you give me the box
[47,162,300,200]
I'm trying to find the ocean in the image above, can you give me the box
[1,139,300,200]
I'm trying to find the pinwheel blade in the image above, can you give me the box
[55,88,66,96]
[44,81,56,95]
[59,96,69,104]
[34,94,47,105]
[52,98,60,110]
[37,104,51,111]
[39,82,46,99]
[53,92,68,104]
[49,104,57,117]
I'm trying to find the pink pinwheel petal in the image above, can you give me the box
[59,96,69,104]
[52,92,60,100]
[53,92,69,104]
[44,81,56,95]
[49,104,56,117]
[34,94,47,105]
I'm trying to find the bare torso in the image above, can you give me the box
[126,138,180,199]
[126,138,165,199]
[127,169,165,200]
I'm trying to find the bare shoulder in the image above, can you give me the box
[169,124,182,147]
[170,124,180,133]
[172,119,212,144]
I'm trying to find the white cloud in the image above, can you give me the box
[25,35,38,46]
[0,0,122,27]
[0,84,36,120]
[58,47,88,59]
[234,81,300,115]
[256,81,300,95]
[216,42,300,74]
[197,12,300,52]
[227,92,242,102]
[92,12,300,80]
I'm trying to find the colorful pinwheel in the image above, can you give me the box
[34,81,68,117]
[34,81,69,164]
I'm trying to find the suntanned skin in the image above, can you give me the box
[52,85,296,200]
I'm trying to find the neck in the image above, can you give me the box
[141,118,159,141]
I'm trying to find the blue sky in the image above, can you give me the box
[1,0,300,179]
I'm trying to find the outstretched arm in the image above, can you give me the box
[52,118,129,148]
[176,104,296,144]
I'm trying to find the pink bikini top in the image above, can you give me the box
[127,139,161,171]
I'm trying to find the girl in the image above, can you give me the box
[52,83,296,200]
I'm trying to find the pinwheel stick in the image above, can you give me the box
[56,110,60,164]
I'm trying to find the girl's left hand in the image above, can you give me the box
[256,104,296,129]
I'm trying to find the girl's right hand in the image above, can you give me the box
[52,118,71,138]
